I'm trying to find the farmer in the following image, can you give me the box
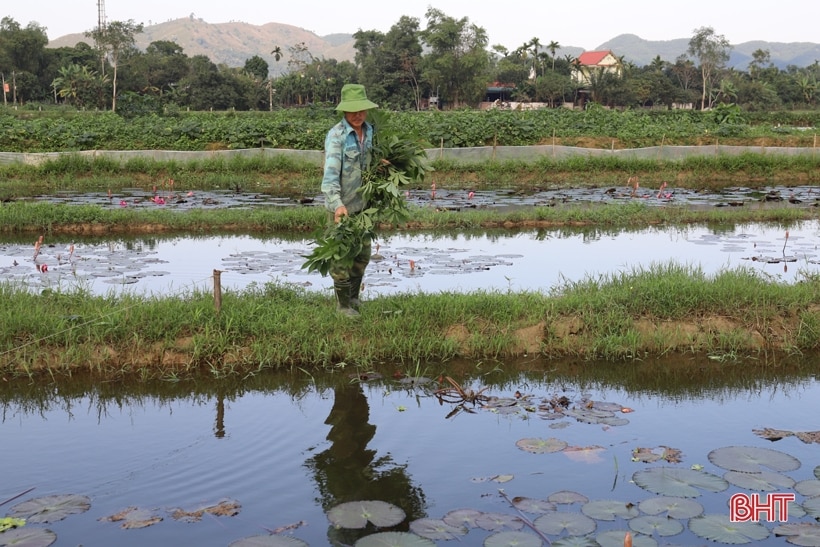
[321,83,378,316]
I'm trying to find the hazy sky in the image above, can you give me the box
[8,0,820,50]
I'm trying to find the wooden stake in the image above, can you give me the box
[213,269,222,313]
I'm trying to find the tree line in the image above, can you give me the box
[1,10,818,116]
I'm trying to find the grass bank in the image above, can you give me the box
[2,263,819,380]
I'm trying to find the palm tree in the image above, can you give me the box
[547,40,561,71]
[271,46,282,62]
[529,37,542,77]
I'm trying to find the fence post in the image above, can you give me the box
[213,269,222,313]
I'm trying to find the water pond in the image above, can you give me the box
[2,360,819,546]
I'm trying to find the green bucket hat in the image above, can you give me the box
[335,84,378,112]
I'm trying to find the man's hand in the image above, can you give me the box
[334,205,348,223]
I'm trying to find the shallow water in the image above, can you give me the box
[2,221,819,297]
[2,360,819,546]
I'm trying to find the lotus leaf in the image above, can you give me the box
[804,496,820,519]
[816,465,820,480]
[100,506,163,529]
[562,445,607,463]
[708,445,800,473]
[723,469,795,491]
[689,514,769,544]
[551,537,600,547]
[511,497,556,514]
[483,530,543,547]
[328,500,406,529]
[408,518,467,540]
[632,467,728,497]
[580,500,639,521]
[442,508,482,529]
[638,496,703,519]
[596,530,656,547]
[533,512,596,535]
[475,512,526,531]
[229,536,309,547]
[0,527,57,547]
[515,437,568,454]
[547,491,589,505]
[354,531,436,547]
[628,515,684,537]
[795,479,820,497]
[0,518,26,533]
[7,494,91,524]
[774,522,820,547]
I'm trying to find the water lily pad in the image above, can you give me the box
[562,445,607,463]
[638,496,703,519]
[815,465,820,480]
[628,515,684,537]
[596,530,656,547]
[511,497,556,514]
[631,446,682,464]
[533,512,596,536]
[7,494,91,523]
[551,537,600,547]
[100,506,163,529]
[408,518,467,540]
[442,508,482,529]
[354,531,436,547]
[774,522,820,546]
[229,536,309,547]
[515,437,568,454]
[723,470,795,491]
[708,446,800,473]
[689,514,769,544]
[0,527,57,547]
[327,501,406,529]
[804,496,820,519]
[475,512,525,531]
[547,490,589,505]
[632,467,728,497]
[483,530,543,547]
[795,479,820,497]
[580,500,639,521]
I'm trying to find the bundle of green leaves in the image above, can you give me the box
[302,110,432,277]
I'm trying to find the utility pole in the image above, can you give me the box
[97,0,107,74]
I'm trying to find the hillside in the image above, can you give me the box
[48,19,820,73]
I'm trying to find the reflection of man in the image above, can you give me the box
[305,382,426,543]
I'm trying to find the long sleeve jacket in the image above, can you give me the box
[320,118,374,215]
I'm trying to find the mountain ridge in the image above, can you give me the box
[47,19,820,74]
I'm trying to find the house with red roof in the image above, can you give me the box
[572,50,622,86]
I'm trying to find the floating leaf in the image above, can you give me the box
[628,515,684,537]
[354,531,436,547]
[408,518,467,541]
[511,497,556,514]
[596,530,656,547]
[580,500,639,521]
[229,536,310,547]
[708,446,800,473]
[795,479,820,498]
[483,530,543,547]
[631,446,682,464]
[515,437,567,454]
[533,512,596,535]
[492,474,515,484]
[0,518,26,533]
[442,508,482,529]
[563,445,606,464]
[7,494,91,524]
[0,527,57,547]
[100,506,163,529]
[632,467,728,497]
[774,522,820,546]
[638,496,703,519]
[804,497,820,519]
[795,431,820,444]
[752,428,795,441]
[547,490,589,505]
[551,537,600,547]
[475,512,525,531]
[328,501,406,529]
[171,499,241,522]
[723,470,795,491]
[689,514,769,544]
[815,465,820,480]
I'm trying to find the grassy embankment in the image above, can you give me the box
[1,152,820,379]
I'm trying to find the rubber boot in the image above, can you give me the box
[334,281,359,317]
[349,275,363,311]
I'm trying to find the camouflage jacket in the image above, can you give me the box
[320,117,374,214]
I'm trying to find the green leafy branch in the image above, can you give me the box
[302,110,431,276]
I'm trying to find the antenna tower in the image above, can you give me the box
[97,0,107,32]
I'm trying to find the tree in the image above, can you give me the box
[86,19,144,112]
[0,17,50,102]
[688,26,731,110]
[420,8,490,108]
[244,55,269,80]
[547,40,561,71]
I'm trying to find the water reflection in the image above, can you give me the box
[1,357,818,546]
[2,221,818,297]
[305,383,426,543]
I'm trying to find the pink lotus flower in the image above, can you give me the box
[120,200,128,207]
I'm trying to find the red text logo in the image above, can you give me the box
[730,493,795,522]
